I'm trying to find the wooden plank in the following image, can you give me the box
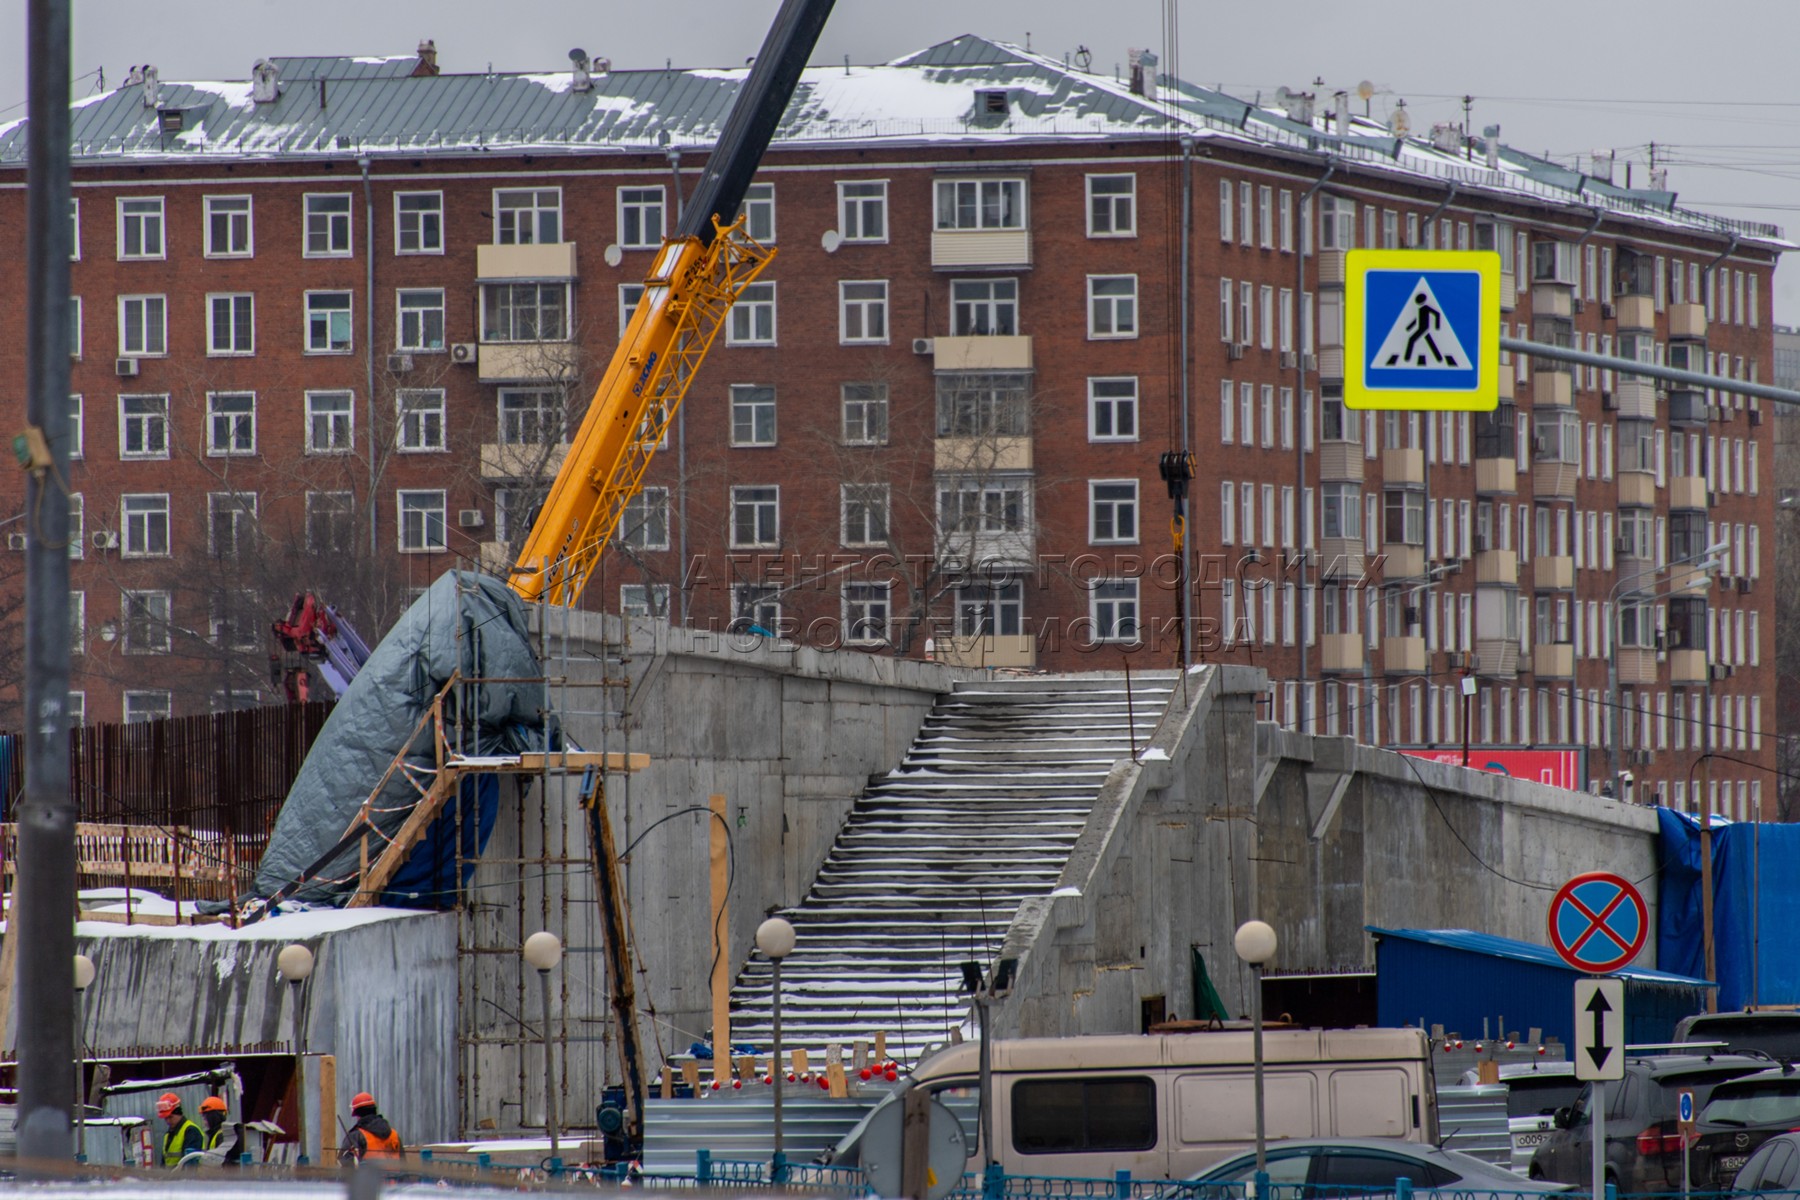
[709,793,729,1066]
[512,752,649,773]
[318,1054,337,1161]
[345,772,459,909]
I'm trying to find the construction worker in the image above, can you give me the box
[198,1095,238,1166]
[339,1092,403,1162]
[155,1092,203,1167]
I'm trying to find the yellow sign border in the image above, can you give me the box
[1343,249,1501,411]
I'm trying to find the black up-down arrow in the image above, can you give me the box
[1585,989,1613,1072]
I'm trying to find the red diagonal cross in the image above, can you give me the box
[1566,887,1632,958]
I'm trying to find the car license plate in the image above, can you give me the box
[1515,1133,1548,1148]
[1718,1155,1748,1177]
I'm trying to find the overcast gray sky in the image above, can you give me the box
[6,0,1800,319]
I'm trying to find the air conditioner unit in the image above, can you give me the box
[1601,302,1616,320]
[387,353,415,373]
[1533,435,1549,454]
[1601,391,1617,412]
[1615,534,1632,555]
[1750,408,1764,427]
[1572,297,1585,315]
[5,533,24,551]
[912,338,934,356]
[1226,342,1246,361]
[1279,351,1298,370]
[457,508,485,529]
[115,357,139,377]
[450,343,477,364]
[1711,663,1731,682]
[91,531,118,550]
[1302,353,1317,371]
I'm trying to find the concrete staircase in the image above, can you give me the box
[727,673,1176,1065]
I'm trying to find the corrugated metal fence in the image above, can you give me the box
[0,703,331,900]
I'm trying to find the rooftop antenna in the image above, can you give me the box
[1025,31,1031,52]
[1357,79,1374,117]
[1461,95,1474,160]
[1075,45,1092,71]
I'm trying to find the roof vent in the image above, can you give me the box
[1484,124,1501,170]
[139,65,160,109]
[1333,89,1349,138]
[251,58,281,104]
[1274,86,1315,126]
[1589,149,1615,186]
[976,88,1009,116]
[1429,122,1462,154]
[1127,48,1157,100]
[156,108,184,134]
[412,39,439,78]
[569,48,594,93]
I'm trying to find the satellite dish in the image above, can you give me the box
[604,243,623,268]
[1275,85,1291,104]
[1356,79,1375,101]
[821,229,842,253]
[569,47,588,67]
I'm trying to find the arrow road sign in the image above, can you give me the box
[1548,871,1648,973]
[1575,978,1625,1082]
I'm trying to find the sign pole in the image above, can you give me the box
[1592,1079,1607,1200]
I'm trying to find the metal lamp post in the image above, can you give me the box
[755,916,796,1178]
[523,931,564,1163]
[277,943,314,1166]
[1234,920,1278,1175]
[73,954,93,1163]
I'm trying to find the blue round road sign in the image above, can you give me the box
[1548,871,1648,974]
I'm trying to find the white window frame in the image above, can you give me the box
[1089,579,1141,644]
[118,294,167,357]
[618,283,645,338]
[69,197,80,262]
[934,177,1027,231]
[728,282,777,345]
[841,382,889,446]
[304,390,355,454]
[1089,480,1139,545]
[122,690,172,724]
[205,292,255,356]
[120,493,171,558]
[620,487,671,551]
[741,181,776,243]
[394,191,445,254]
[838,280,889,345]
[843,583,892,646]
[303,193,353,257]
[1087,274,1139,340]
[616,185,666,250]
[730,485,781,549]
[396,389,447,453]
[495,187,562,245]
[122,590,173,655]
[304,290,354,353]
[1086,174,1136,238]
[396,489,448,553]
[620,583,672,620]
[206,491,259,560]
[206,391,256,457]
[837,180,889,244]
[118,394,169,460]
[729,383,777,447]
[117,196,165,260]
[203,194,253,257]
[497,388,566,446]
[66,394,83,460]
[1088,377,1138,443]
[396,288,447,352]
[70,295,81,360]
[841,483,890,548]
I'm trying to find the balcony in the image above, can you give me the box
[1668,390,1708,426]
[1317,537,1364,580]
[1617,647,1658,686]
[1615,379,1657,420]
[1500,272,1515,310]
[1535,555,1574,590]
[1319,441,1364,483]
[1384,635,1427,675]
[1533,463,1578,501]
[476,242,578,280]
[936,529,1034,567]
[931,335,1033,372]
[1497,370,1514,402]
[1382,447,1424,486]
[1533,643,1575,680]
[1318,251,1347,287]
[480,441,568,481]
[1475,550,1517,586]
[1669,302,1707,339]
[1321,633,1364,673]
[935,436,1032,472]
[1475,640,1519,680]
[1534,370,1573,406]
[1669,475,1708,511]
[478,342,579,383]
[1615,294,1656,332]
[934,633,1035,670]
[1476,457,1516,495]
[1382,544,1425,581]
[1671,649,1708,685]
[931,229,1031,270]
[1317,346,1344,381]
[1532,286,1574,317]
[1617,471,1656,509]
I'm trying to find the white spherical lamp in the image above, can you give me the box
[755,916,796,960]
[1234,920,1278,966]
[523,930,564,972]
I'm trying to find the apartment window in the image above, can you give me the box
[1090,580,1140,643]
[843,583,891,645]
[120,493,170,557]
[1320,396,1361,443]
[730,384,777,446]
[206,392,255,456]
[207,492,258,559]
[1218,179,1233,242]
[620,584,672,619]
[939,478,1029,535]
[397,289,446,351]
[935,178,1026,230]
[957,577,1023,637]
[732,585,781,635]
[122,591,172,654]
[842,484,889,547]
[1318,195,1353,250]
[395,191,444,253]
[952,278,1019,337]
[1280,191,1296,252]
[119,294,167,356]
[482,283,568,343]
[730,485,780,548]
[728,282,777,345]
[741,182,776,243]
[397,389,446,452]
[839,281,888,344]
[70,296,81,359]
[496,188,561,244]
[304,194,352,256]
[206,293,254,355]
[1321,483,1362,540]
[842,382,889,446]
[1259,185,1274,249]
[1384,489,1425,545]
[69,198,80,261]
[620,487,670,550]
[305,390,354,453]
[119,394,169,459]
[117,197,165,259]
[204,195,252,256]
[395,490,446,552]
[1088,275,1138,339]
[1089,481,1139,544]
[1087,175,1136,236]
[937,373,1029,437]
[305,291,353,352]
[1089,378,1138,442]
[1533,409,1580,464]
[618,284,646,338]
[498,388,565,445]
[123,691,171,724]
[66,395,83,460]
[838,181,888,242]
[306,491,355,553]
[617,186,665,249]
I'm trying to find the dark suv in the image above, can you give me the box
[1676,1012,1800,1061]
[1688,1068,1800,1188]
[1530,1055,1769,1191]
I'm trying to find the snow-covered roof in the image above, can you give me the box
[0,34,1779,245]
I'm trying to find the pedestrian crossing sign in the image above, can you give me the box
[1344,249,1501,411]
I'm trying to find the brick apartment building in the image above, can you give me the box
[0,36,1781,815]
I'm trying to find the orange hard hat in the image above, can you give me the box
[351,1092,376,1111]
[155,1092,182,1118]
[199,1096,227,1114]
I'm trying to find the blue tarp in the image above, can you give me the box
[1657,808,1800,1010]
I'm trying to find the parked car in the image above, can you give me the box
[1529,1054,1770,1192]
[1458,1061,1585,1175]
[1676,1012,1800,1062]
[1687,1068,1800,1189]
[1182,1137,1572,1197]
[1728,1131,1800,1193]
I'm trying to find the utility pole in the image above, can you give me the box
[17,0,78,1167]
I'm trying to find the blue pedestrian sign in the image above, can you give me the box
[1343,249,1501,411]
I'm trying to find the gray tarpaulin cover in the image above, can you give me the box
[252,570,552,905]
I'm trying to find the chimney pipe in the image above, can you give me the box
[413,39,439,77]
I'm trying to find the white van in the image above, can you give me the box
[834,1027,1437,1180]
